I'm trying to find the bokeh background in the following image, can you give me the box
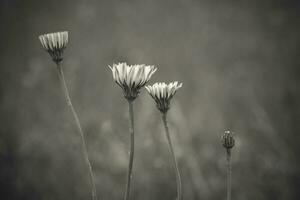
[1,0,300,199]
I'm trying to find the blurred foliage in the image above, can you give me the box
[0,0,300,199]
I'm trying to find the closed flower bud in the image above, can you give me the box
[222,130,235,149]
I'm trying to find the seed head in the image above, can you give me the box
[39,31,68,64]
[221,130,235,149]
[145,81,182,113]
[109,62,157,101]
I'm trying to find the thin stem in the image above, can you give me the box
[124,100,135,200]
[226,149,232,200]
[162,112,182,200]
[56,62,97,200]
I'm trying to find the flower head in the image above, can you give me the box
[39,31,68,63]
[109,62,157,101]
[146,81,182,113]
[221,130,235,149]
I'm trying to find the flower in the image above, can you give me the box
[109,62,157,101]
[39,31,68,63]
[146,81,182,113]
[221,130,235,149]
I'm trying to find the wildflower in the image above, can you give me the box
[146,81,183,200]
[145,81,182,113]
[109,62,156,200]
[38,31,98,200]
[39,31,68,63]
[221,130,235,200]
[109,62,157,101]
[222,130,235,149]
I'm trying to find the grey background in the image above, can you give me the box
[0,0,300,199]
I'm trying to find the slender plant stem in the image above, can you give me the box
[124,100,135,200]
[162,112,182,200]
[56,62,98,200]
[226,149,232,200]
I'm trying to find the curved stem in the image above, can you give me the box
[226,149,232,200]
[56,62,98,200]
[162,112,182,200]
[124,100,135,200]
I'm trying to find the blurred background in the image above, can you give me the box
[0,0,300,199]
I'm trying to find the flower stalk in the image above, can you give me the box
[56,61,97,200]
[226,148,232,200]
[162,112,182,200]
[124,99,135,200]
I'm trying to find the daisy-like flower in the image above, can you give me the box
[145,81,182,113]
[39,31,68,63]
[109,62,156,200]
[146,81,183,200]
[109,62,157,101]
[38,31,98,200]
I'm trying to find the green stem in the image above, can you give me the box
[56,62,98,200]
[162,112,182,200]
[226,149,232,200]
[124,100,135,200]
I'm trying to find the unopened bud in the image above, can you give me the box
[221,130,235,149]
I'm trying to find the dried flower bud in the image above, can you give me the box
[222,130,235,149]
